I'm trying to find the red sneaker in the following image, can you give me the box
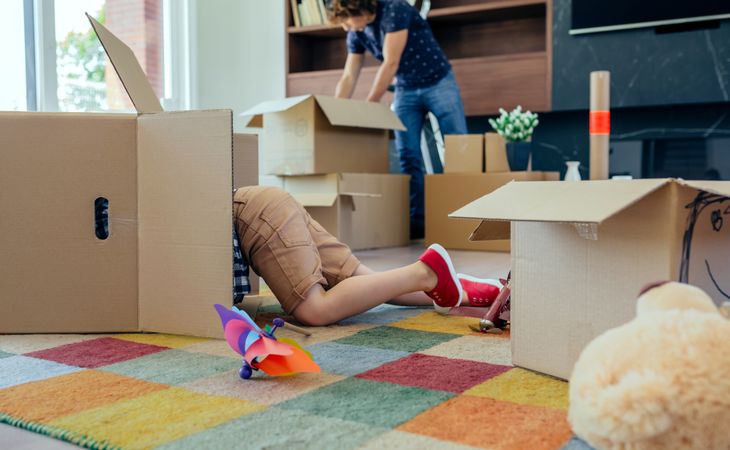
[419,244,463,312]
[458,274,502,307]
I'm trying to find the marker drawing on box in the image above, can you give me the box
[680,192,730,302]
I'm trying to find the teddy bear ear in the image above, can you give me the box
[638,280,671,297]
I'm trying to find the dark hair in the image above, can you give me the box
[325,0,378,22]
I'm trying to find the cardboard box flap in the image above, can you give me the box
[470,220,511,241]
[137,110,232,338]
[340,192,381,198]
[313,95,406,131]
[239,95,311,127]
[291,192,339,207]
[87,14,163,114]
[450,179,670,224]
[679,180,730,198]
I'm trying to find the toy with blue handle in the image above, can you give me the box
[214,304,319,379]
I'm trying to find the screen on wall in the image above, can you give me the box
[571,0,730,35]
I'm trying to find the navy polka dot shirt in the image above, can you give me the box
[346,0,450,89]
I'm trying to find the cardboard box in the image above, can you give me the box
[451,179,730,379]
[485,132,510,173]
[233,133,259,190]
[232,132,260,295]
[240,95,405,176]
[0,16,239,338]
[444,134,483,173]
[425,172,558,252]
[273,173,410,251]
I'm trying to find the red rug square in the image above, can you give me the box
[25,337,168,369]
[356,353,512,393]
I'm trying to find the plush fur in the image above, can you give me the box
[568,282,730,450]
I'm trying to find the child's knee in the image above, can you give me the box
[293,286,333,326]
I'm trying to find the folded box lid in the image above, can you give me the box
[240,95,406,131]
[451,178,730,241]
[282,174,381,207]
[450,179,670,240]
[678,179,730,198]
[87,14,163,114]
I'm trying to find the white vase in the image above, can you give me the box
[565,161,581,181]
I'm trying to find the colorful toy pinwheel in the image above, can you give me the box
[214,304,320,379]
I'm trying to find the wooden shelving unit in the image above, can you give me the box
[285,0,552,115]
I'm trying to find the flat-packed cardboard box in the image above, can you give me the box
[0,16,240,338]
[233,133,259,190]
[444,134,483,173]
[240,95,405,176]
[451,179,730,379]
[233,132,260,294]
[268,173,410,251]
[485,132,510,173]
[425,172,558,252]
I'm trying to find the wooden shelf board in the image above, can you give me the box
[288,24,342,37]
[288,51,547,77]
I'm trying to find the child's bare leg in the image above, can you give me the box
[293,262,437,326]
[351,264,437,306]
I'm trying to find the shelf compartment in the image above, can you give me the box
[288,51,548,116]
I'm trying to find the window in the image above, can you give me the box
[54,0,165,112]
[0,0,190,113]
[0,1,28,111]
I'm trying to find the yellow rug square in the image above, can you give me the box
[464,368,568,409]
[0,370,167,423]
[49,387,265,449]
[389,312,479,335]
[112,333,211,348]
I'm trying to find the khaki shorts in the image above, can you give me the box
[234,186,361,314]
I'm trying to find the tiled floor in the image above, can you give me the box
[0,244,510,449]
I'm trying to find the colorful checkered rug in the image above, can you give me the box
[0,304,576,450]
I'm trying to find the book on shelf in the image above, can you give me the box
[298,2,310,26]
[290,0,301,27]
[307,0,323,25]
[317,0,329,25]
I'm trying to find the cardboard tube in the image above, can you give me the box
[590,71,610,180]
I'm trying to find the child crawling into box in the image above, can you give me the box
[233,186,504,326]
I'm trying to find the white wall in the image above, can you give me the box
[190,0,285,131]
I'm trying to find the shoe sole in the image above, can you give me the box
[428,243,463,310]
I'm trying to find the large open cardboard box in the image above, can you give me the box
[264,173,410,251]
[426,172,558,252]
[452,179,730,379]
[240,95,405,176]
[0,16,243,338]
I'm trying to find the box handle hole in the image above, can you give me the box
[95,197,109,240]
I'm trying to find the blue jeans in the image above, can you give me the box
[392,71,467,236]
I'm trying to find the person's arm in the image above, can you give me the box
[335,53,364,99]
[366,29,407,102]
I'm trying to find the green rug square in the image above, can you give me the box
[0,350,13,359]
[333,326,460,353]
[277,378,453,428]
[101,349,239,385]
[159,407,384,450]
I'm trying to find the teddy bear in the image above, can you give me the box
[568,281,730,450]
